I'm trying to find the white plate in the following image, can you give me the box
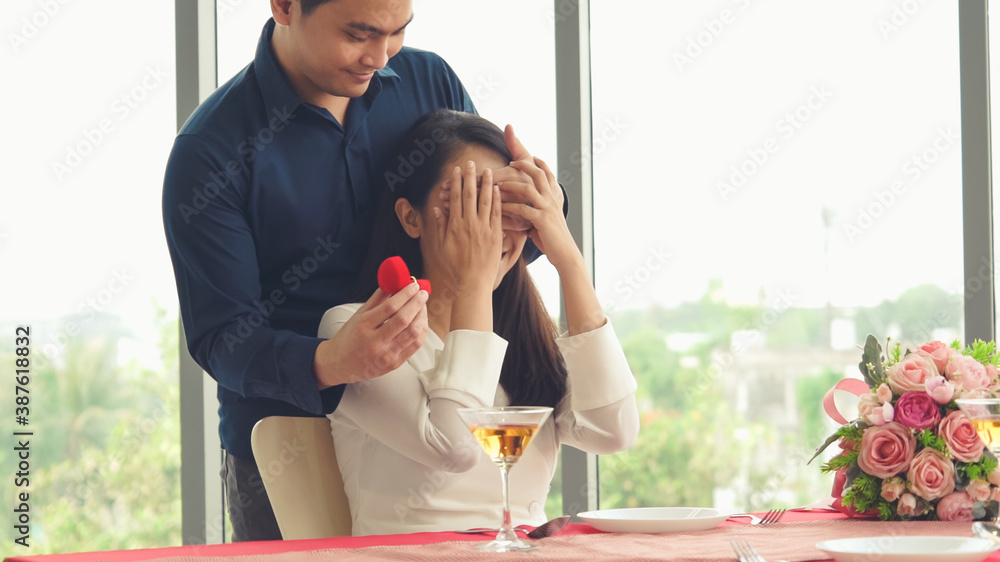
[816,536,1000,562]
[576,507,728,533]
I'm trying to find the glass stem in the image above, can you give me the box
[495,462,518,543]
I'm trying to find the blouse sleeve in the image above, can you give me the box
[319,304,506,473]
[553,320,640,454]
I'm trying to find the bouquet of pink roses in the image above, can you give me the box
[812,335,1000,521]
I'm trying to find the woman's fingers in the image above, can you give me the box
[496,179,536,202]
[533,157,559,194]
[490,184,502,228]
[478,168,493,218]
[491,165,531,185]
[504,124,532,162]
[501,201,539,223]
[461,160,478,219]
[497,180,544,218]
[448,165,462,221]
[432,206,446,247]
[510,159,551,197]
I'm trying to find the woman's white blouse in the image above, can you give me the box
[319,303,639,536]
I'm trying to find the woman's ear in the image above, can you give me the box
[395,198,423,239]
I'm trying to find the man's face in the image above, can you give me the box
[283,0,413,100]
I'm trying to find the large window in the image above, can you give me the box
[2,0,180,553]
[7,0,995,552]
[591,1,963,511]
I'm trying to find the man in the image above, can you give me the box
[162,0,537,541]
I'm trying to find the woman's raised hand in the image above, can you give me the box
[433,160,504,292]
[498,157,580,270]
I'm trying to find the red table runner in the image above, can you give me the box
[7,510,1000,562]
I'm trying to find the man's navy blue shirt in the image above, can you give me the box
[162,20,475,459]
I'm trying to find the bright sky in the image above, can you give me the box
[1,0,993,357]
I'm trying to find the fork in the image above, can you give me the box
[729,509,786,526]
[731,540,767,562]
[756,508,786,525]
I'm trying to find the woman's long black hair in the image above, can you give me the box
[351,109,568,408]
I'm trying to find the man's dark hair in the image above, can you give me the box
[300,0,335,16]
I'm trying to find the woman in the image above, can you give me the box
[319,109,639,535]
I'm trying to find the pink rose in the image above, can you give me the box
[881,477,906,502]
[871,403,894,425]
[966,479,992,502]
[887,354,939,394]
[946,355,992,392]
[925,376,955,404]
[858,422,917,479]
[877,383,893,403]
[894,392,941,430]
[917,341,952,373]
[988,364,1000,385]
[857,393,881,420]
[992,487,1000,503]
[897,493,918,517]
[936,491,975,521]
[860,392,894,425]
[937,410,984,463]
[907,448,956,501]
[989,467,1000,487]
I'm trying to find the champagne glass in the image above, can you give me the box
[455,406,553,552]
[955,398,1000,529]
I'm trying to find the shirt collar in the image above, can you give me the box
[253,18,401,117]
[253,19,304,116]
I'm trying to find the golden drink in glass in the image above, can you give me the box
[456,406,552,553]
[470,424,538,463]
[971,419,1000,449]
[956,398,1000,528]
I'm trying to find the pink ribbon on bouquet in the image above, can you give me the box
[822,378,870,425]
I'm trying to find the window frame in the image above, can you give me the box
[176,0,994,541]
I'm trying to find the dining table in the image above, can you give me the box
[5,509,1000,562]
